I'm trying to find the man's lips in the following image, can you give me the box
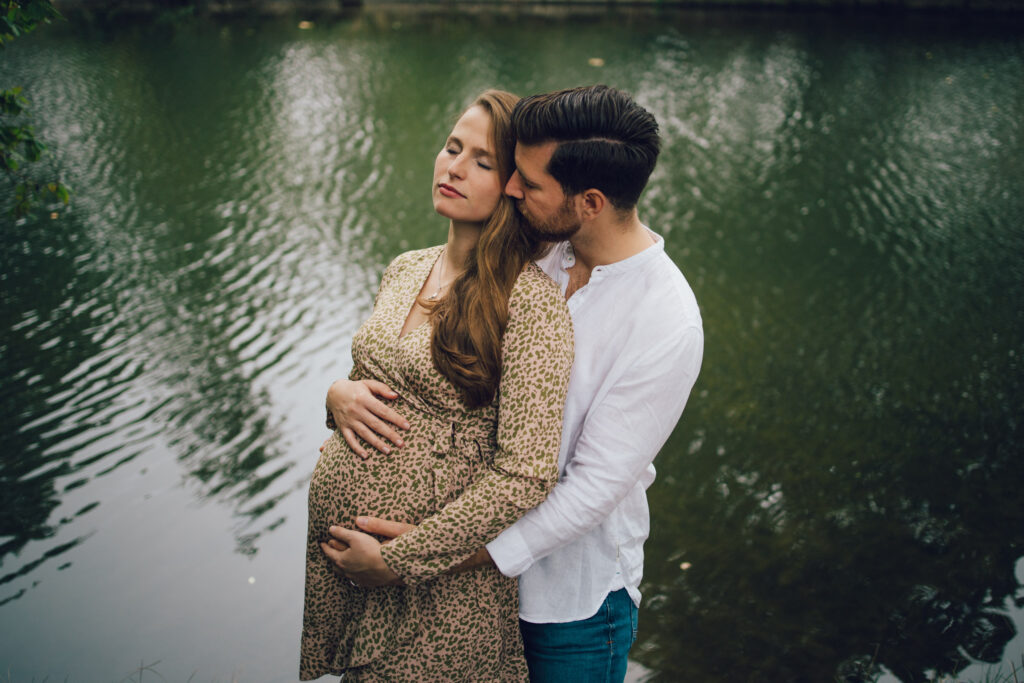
[438,183,465,198]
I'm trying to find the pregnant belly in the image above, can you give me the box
[307,431,440,538]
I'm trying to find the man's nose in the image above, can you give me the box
[505,171,524,199]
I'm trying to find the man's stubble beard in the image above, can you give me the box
[519,195,581,242]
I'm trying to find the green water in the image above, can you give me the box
[2,9,1023,682]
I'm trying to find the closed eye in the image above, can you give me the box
[515,171,539,190]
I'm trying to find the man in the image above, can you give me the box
[323,85,703,681]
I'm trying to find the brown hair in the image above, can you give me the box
[512,85,660,210]
[428,90,547,407]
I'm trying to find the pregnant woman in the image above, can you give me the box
[300,90,574,681]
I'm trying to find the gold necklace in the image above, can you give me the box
[427,248,446,301]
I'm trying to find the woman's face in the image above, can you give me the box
[432,105,503,225]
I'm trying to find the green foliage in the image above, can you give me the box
[1,0,70,219]
[1,0,61,47]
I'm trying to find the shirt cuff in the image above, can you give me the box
[486,522,536,578]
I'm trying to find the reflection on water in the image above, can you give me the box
[1,9,1022,682]
[634,21,1024,682]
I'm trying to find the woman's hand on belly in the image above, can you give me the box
[326,378,411,457]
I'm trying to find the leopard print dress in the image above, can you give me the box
[301,245,573,681]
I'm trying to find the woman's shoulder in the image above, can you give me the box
[383,244,444,276]
[511,261,563,299]
[508,261,570,320]
[504,262,573,361]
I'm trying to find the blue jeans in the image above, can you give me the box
[520,588,639,683]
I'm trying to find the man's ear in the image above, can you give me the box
[577,188,607,220]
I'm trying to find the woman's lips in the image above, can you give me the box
[438,183,465,198]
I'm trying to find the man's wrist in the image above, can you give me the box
[453,547,493,574]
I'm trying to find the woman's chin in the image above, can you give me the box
[435,207,476,224]
[432,196,455,218]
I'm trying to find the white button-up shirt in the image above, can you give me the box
[486,231,704,623]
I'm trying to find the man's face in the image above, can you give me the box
[505,142,582,241]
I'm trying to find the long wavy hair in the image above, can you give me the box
[428,90,547,408]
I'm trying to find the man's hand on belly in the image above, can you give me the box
[321,525,403,587]
[354,516,496,576]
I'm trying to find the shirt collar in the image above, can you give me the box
[557,227,664,274]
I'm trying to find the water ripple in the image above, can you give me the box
[2,14,1022,682]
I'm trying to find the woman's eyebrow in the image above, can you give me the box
[446,135,492,158]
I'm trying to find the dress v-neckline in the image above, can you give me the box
[397,246,445,342]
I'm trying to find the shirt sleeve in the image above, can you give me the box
[380,268,574,584]
[486,323,703,577]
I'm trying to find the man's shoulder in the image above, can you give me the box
[620,246,701,331]
[650,252,701,319]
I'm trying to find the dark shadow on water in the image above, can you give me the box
[639,387,1023,681]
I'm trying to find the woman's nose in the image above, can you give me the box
[447,153,467,179]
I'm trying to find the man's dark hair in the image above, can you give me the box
[511,85,660,210]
